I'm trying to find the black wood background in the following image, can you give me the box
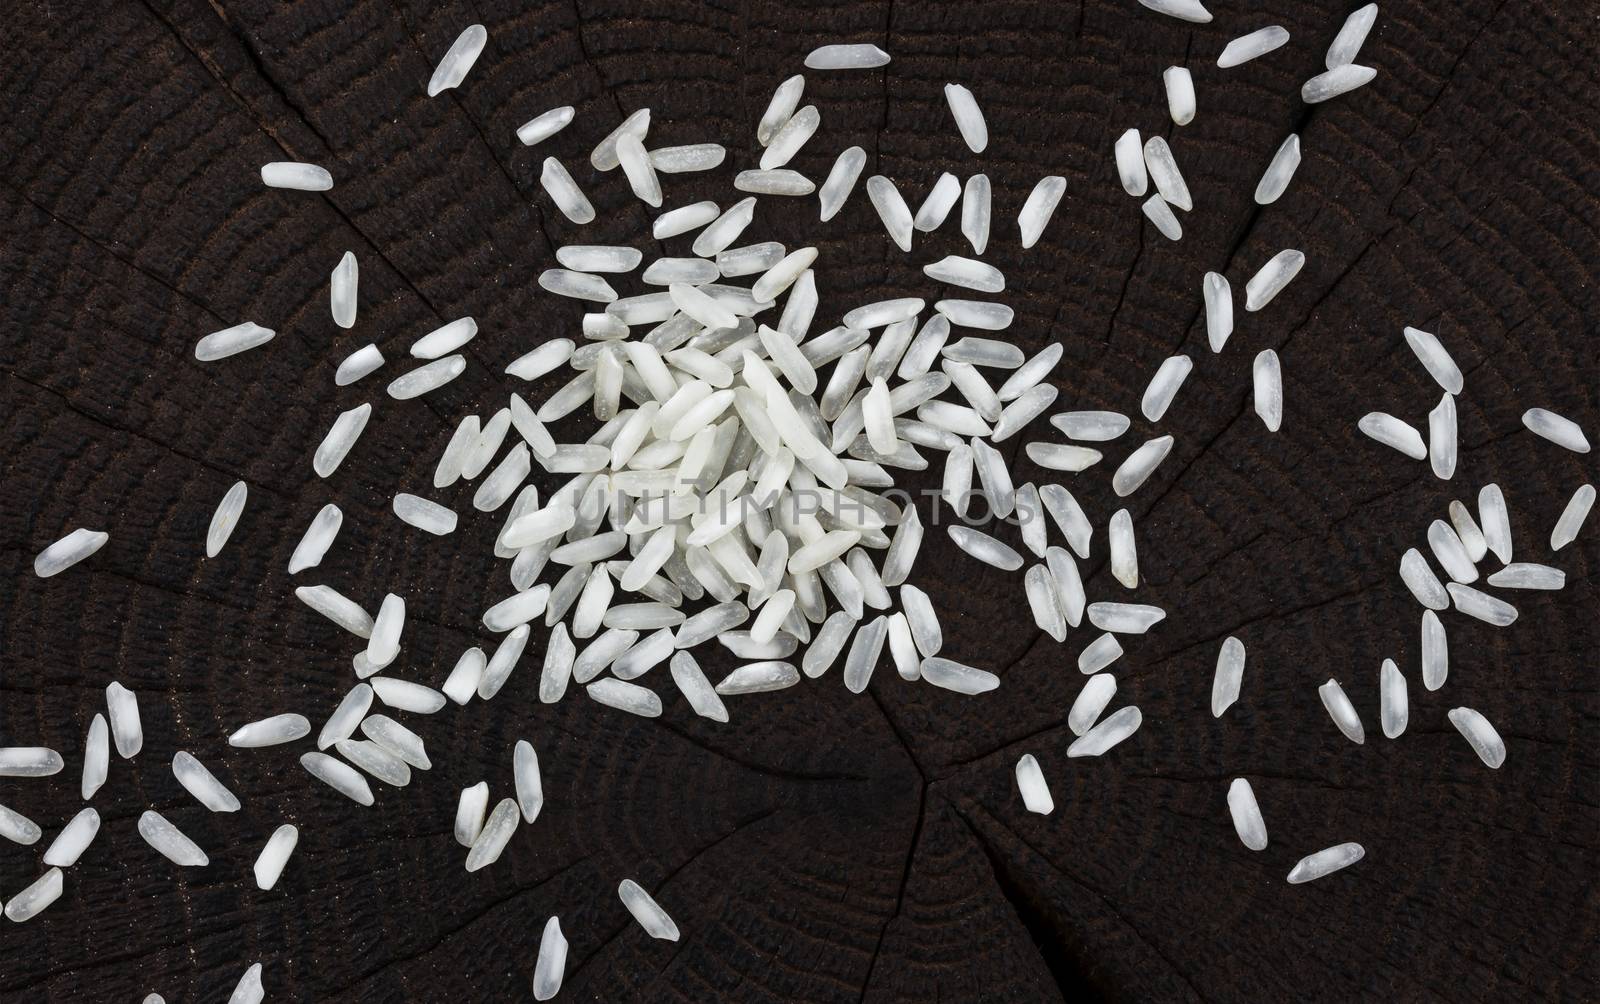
[2,1,1597,1001]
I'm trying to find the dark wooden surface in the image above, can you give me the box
[2,1,1597,1000]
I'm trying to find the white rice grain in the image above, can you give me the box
[330,251,358,329]
[260,163,332,191]
[586,679,663,717]
[804,44,890,70]
[394,493,458,535]
[1447,583,1517,626]
[1142,193,1183,240]
[336,739,411,787]
[842,615,889,693]
[1164,66,1195,125]
[288,504,342,574]
[1287,842,1364,883]
[1017,175,1066,248]
[517,106,575,146]
[1254,350,1283,431]
[229,714,311,748]
[1379,658,1408,738]
[361,715,431,770]
[387,355,466,399]
[465,798,519,871]
[962,174,991,254]
[902,173,958,235]
[944,83,988,151]
[1428,393,1457,479]
[1015,482,1047,557]
[619,879,680,940]
[1040,484,1092,557]
[693,197,758,256]
[33,528,108,578]
[533,917,568,1001]
[540,158,596,224]
[1427,518,1477,584]
[1109,509,1138,588]
[1421,609,1447,690]
[616,133,663,207]
[716,660,800,695]
[4,868,63,922]
[1015,754,1054,813]
[1212,636,1245,717]
[1403,326,1463,394]
[1359,413,1426,460]
[454,783,489,847]
[920,657,999,695]
[867,176,914,252]
[924,255,1005,294]
[819,147,867,222]
[1112,434,1174,496]
[1522,408,1591,453]
[514,740,543,823]
[1046,547,1085,627]
[1141,355,1192,421]
[735,169,815,196]
[1301,64,1377,103]
[370,677,446,714]
[1142,137,1192,211]
[427,24,486,96]
[1115,129,1148,196]
[555,247,640,274]
[1448,707,1506,768]
[1024,565,1067,641]
[1485,562,1563,590]
[669,651,730,720]
[590,108,651,172]
[1477,483,1512,562]
[1077,632,1123,674]
[1138,0,1213,22]
[1318,679,1364,744]
[1399,548,1449,610]
[1449,500,1488,561]
[654,201,720,240]
[254,824,298,890]
[1069,674,1115,735]
[1254,134,1301,205]
[313,403,372,478]
[650,143,727,173]
[300,752,374,806]
[1050,411,1128,442]
[316,681,372,754]
[956,435,1009,514]
[1026,442,1101,473]
[761,104,820,169]
[1218,25,1289,67]
[1244,249,1305,310]
[1067,706,1141,757]
[1328,3,1379,67]
[1227,778,1268,850]
[411,317,478,359]
[757,74,805,145]
[42,807,100,867]
[206,481,248,557]
[81,714,107,799]
[0,803,42,846]
[366,593,405,669]
[1551,484,1594,551]
[478,624,530,699]
[138,810,209,865]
